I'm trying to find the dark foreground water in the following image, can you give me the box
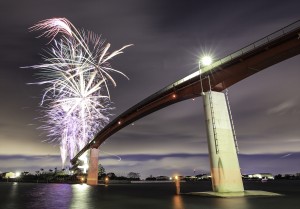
[1,180,299,209]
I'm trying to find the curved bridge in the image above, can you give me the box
[71,20,300,165]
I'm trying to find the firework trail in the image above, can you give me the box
[26,17,132,168]
[101,150,122,161]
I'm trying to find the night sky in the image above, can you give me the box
[0,0,300,178]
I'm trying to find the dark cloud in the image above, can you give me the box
[0,0,300,176]
[0,154,61,173]
[0,154,60,161]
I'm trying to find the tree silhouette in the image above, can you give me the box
[127,172,140,180]
[98,164,106,176]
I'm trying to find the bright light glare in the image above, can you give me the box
[201,56,212,66]
[15,172,21,177]
[73,184,89,190]
[78,153,89,173]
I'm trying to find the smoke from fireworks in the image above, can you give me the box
[25,17,132,167]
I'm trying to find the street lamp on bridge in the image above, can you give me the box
[199,55,213,96]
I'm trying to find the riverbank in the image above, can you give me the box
[1,180,300,209]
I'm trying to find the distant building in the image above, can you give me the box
[244,173,274,180]
[2,172,20,179]
[185,176,197,181]
[197,174,211,180]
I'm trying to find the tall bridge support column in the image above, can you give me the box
[203,91,244,193]
[87,148,99,185]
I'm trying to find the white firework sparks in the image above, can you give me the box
[26,17,131,168]
[30,18,73,40]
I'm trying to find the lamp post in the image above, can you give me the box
[199,55,212,95]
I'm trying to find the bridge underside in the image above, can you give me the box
[71,23,300,192]
[86,30,300,151]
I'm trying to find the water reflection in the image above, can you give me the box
[27,184,72,209]
[10,182,18,197]
[172,195,185,209]
[1,181,295,209]
[214,196,250,209]
[5,182,19,209]
[70,184,91,209]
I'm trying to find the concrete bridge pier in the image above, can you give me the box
[87,148,99,185]
[203,91,244,193]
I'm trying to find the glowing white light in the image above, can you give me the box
[73,183,89,190]
[201,56,212,66]
[15,172,21,177]
[78,153,89,173]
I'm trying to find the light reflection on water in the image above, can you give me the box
[0,181,299,209]
[172,195,185,209]
[70,184,91,209]
[214,197,250,209]
[27,183,73,209]
[19,183,93,209]
[6,182,18,209]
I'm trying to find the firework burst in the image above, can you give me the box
[26,17,132,168]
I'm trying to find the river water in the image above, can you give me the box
[1,180,299,209]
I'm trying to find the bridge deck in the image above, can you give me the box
[71,20,300,165]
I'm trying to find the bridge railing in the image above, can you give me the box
[122,20,300,107]
[158,20,300,95]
